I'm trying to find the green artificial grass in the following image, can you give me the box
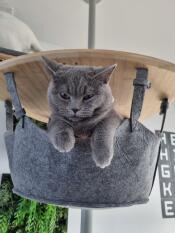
[0,174,68,233]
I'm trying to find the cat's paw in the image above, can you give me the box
[92,145,113,169]
[53,131,75,153]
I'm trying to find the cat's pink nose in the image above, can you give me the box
[72,108,79,113]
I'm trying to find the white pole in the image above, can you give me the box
[80,0,101,232]
[0,174,2,185]
[80,209,93,233]
[88,0,96,48]
[81,0,96,230]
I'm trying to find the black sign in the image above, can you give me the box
[157,131,175,218]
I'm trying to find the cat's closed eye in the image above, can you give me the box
[83,94,95,101]
[60,92,70,100]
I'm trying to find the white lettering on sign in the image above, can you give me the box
[161,165,170,178]
[160,148,168,161]
[161,133,166,144]
[164,201,175,216]
[163,182,172,196]
[170,134,175,146]
[157,131,175,218]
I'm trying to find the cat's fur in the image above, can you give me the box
[0,11,42,52]
[42,56,122,168]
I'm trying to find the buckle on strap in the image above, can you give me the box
[133,68,151,89]
[160,98,169,115]
[15,108,26,119]
[133,78,151,89]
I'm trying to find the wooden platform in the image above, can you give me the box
[0,52,13,62]
[0,49,175,123]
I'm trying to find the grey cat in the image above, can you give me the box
[42,56,122,168]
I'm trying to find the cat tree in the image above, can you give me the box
[0,1,175,233]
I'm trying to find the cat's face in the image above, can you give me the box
[42,57,116,122]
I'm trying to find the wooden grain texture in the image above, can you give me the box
[0,53,14,61]
[0,49,175,123]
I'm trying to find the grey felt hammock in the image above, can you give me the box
[4,68,161,208]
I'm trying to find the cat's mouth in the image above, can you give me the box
[68,115,90,122]
[68,116,82,122]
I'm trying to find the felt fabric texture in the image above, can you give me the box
[3,68,161,208]
[4,116,160,208]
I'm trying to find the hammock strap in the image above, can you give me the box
[130,68,150,132]
[4,72,25,120]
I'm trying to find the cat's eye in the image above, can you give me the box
[83,94,94,101]
[60,92,70,100]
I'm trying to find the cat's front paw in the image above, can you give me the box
[53,131,75,153]
[92,145,113,169]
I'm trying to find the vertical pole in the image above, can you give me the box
[80,1,97,232]
[80,209,93,233]
[88,0,96,48]
[0,174,2,185]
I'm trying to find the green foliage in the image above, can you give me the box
[55,207,68,233]
[37,204,57,233]
[25,201,38,233]
[13,198,31,228]
[0,175,68,233]
[0,214,9,233]
[0,177,14,233]
[0,182,12,208]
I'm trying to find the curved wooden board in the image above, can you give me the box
[0,53,14,61]
[0,49,175,123]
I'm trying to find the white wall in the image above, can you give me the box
[5,0,175,62]
[0,102,10,173]
[7,0,88,49]
[1,0,175,232]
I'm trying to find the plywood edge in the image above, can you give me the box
[0,49,175,73]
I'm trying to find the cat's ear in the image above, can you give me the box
[41,56,62,77]
[94,64,117,84]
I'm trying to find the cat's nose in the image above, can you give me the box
[72,108,79,113]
